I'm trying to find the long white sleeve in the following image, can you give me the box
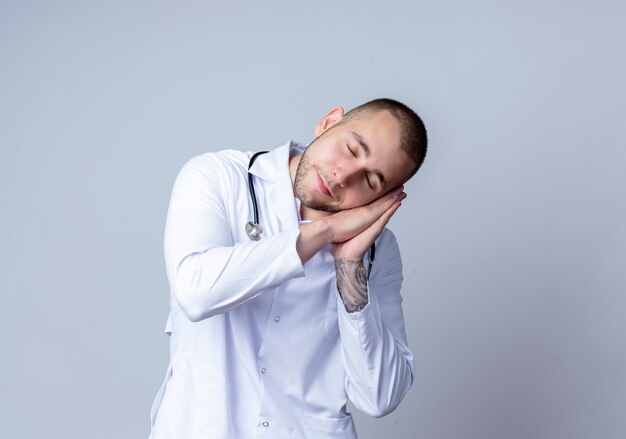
[163,153,305,322]
[336,230,415,417]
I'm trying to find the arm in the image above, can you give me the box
[165,154,406,322]
[334,258,369,313]
[329,192,414,417]
[336,231,415,418]
[164,154,307,322]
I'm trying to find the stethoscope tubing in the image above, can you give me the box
[247,151,269,226]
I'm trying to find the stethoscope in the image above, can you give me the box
[245,151,268,241]
[245,151,376,271]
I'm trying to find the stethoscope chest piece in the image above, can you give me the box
[245,221,264,241]
[246,151,269,241]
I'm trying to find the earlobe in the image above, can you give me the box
[314,107,345,137]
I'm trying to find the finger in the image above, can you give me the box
[364,190,406,221]
[329,191,406,243]
[368,186,404,207]
[371,197,405,231]
[331,198,406,258]
[360,189,404,218]
[362,201,402,237]
[346,190,406,236]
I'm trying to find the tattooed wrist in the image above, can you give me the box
[334,258,369,313]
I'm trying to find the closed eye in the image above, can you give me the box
[347,144,356,157]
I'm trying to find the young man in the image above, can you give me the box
[149,98,428,439]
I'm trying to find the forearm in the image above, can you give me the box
[296,220,333,264]
[335,258,369,313]
[337,290,414,417]
[335,229,414,417]
[167,227,305,322]
[173,219,335,320]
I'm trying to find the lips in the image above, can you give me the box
[316,171,333,198]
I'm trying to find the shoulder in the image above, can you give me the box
[174,149,253,189]
[181,149,251,178]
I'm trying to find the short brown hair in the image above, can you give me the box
[342,98,428,180]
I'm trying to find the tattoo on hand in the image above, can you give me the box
[335,258,369,313]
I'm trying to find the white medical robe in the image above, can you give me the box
[148,140,415,439]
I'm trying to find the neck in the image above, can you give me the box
[288,154,300,188]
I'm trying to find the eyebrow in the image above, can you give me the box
[350,131,386,186]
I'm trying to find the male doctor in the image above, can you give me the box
[149,98,428,439]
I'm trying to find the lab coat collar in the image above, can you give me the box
[248,140,307,182]
[248,140,308,231]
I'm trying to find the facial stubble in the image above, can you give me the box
[293,147,341,213]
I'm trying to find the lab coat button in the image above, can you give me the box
[274,315,280,322]
[263,421,269,427]
[261,367,266,374]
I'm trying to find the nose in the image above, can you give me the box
[332,162,357,187]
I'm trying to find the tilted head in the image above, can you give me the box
[291,98,428,213]
[336,98,428,180]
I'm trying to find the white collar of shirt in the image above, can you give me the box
[247,139,309,230]
[248,139,307,182]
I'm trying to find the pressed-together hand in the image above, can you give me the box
[296,186,406,265]
[329,186,406,261]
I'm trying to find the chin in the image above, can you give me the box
[301,196,340,213]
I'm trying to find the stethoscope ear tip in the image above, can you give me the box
[246,221,264,241]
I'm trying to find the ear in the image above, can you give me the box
[314,107,345,137]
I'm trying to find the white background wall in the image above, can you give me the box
[1,1,625,438]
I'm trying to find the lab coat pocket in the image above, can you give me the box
[302,412,357,439]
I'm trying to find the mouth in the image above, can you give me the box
[316,171,333,198]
